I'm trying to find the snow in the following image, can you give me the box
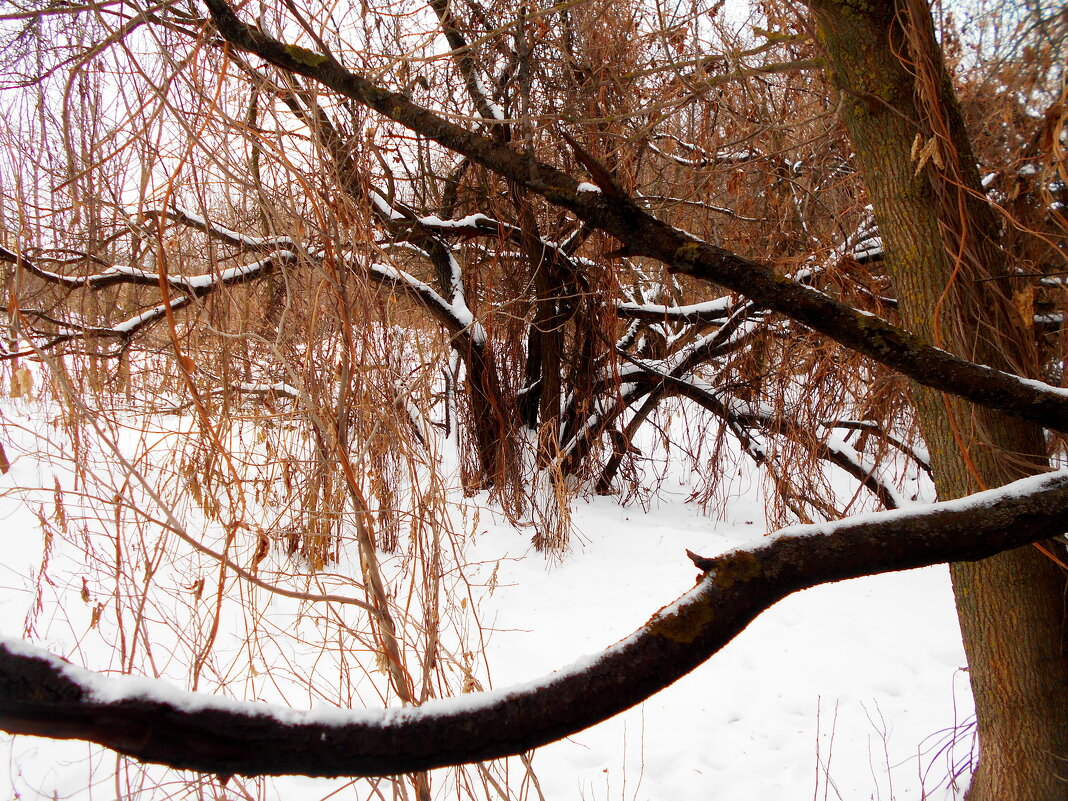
[0,245,82,287]
[0,382,986,800]
[370,191,407,220]
[416,212,494,229]
[470,73,505,121]
[180,250,297,289]
[576,182,602,193]
[165,207,295,250]
[618,295,734,319]
[1011,373,1068,400]
[729,468,1067,548]
[1,633,609,729]
[467,495,974,800]
[233,381,300,398]
[852,236,884,262]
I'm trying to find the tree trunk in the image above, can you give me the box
[462,337,512,491]
[808,1,1068,798]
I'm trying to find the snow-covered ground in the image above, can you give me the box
[468,494,974,800]
[0,385,974,800]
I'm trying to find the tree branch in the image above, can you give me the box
[201,0,1068,434]
[0,243,296,294]
[3,470,1067,776]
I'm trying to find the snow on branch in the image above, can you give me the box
[0,244,95,290]
[147,207,296,251]
[203,0,1068,432]
[158,381,301,415]
[368,262,486,346]
[1,243,297,295]
[427,0,507,123]
[3,470,1067,776]
[371,189,587,281]
[649,133,762,166]
[571,307,900,510]
[1,237,295,356]
[616,296,734,325]
[3,298,193,360]
[819,433,906,509]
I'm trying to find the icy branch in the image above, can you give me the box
[371,192,586,280]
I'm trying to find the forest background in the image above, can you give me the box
[0,0,1066,798]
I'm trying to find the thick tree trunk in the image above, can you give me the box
[507,186,568,464]
[809,1,1068,798]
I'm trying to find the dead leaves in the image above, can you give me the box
[911,133,945,176]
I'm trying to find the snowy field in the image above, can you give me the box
[0,385,975,800]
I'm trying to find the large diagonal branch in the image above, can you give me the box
[203,0,1068,433]
[3,470,1067,776]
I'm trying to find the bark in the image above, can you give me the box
[809,1,1068,797]
[462,337,513,491]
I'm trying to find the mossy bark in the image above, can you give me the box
[810,1,1068,798]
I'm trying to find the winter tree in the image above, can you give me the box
[0,0,1065,798]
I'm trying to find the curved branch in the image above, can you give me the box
[202,0,1068,434]
[2,470,1067,776]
